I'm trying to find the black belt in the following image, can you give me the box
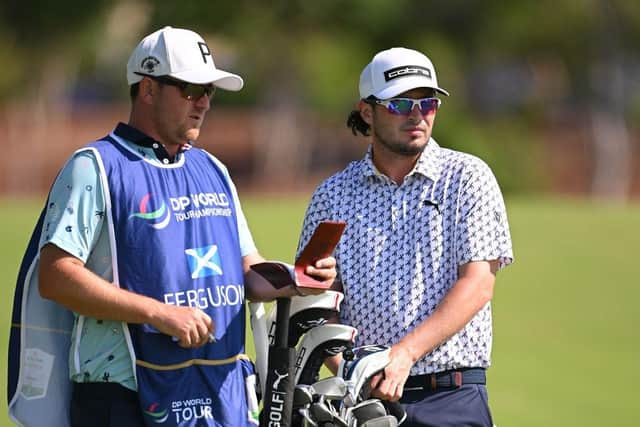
[405,368,486,390]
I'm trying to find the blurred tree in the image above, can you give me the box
[0,0,112,101]
[143,0,510,184]
[469,0,640,200]
[0,1,145,194]
[1,0,638,197]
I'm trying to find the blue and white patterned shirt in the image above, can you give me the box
[297,139,513,375]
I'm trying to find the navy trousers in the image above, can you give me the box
[71,382,145,427]
[400,384,494,427]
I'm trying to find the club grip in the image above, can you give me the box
[274,298,291,348]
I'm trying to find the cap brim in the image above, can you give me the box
[127,72,144,85]
[170,68,244,91]
[374,77,449,99]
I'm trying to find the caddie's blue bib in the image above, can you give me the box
[88,136,255,427]
[8,134,258,427]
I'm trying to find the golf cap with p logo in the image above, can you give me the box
[359,47,449,99]
[126,26,244,90]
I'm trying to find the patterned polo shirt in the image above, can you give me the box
[297,139,513,375]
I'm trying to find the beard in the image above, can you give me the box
[373,127,428,156]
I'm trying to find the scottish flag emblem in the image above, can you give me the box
[185,245,223,279]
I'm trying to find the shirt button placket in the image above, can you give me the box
[391,186,402,231]
[392,188,404,311]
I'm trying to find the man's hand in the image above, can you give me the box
[369,344,414,401]
[150,305,214,349]
[299,256,337,295]
[244,253,338,301]
[38,244,216,349]
[304,256,337,281]
[368,260,498,401]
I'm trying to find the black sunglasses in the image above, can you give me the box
[138,74,216,100]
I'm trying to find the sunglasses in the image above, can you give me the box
[139,74,216,100]
[374,97,441,116]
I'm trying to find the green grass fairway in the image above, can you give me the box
[1,195,638,426]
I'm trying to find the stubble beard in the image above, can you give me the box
[373,128,428,157]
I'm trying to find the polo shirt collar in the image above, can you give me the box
[113,122,191,163]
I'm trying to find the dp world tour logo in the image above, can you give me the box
[185,244,223,279]
[129,194,171,230]
[144,403,169,423]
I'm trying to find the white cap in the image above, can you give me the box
[359,47,449,99]
[126,26,243,91]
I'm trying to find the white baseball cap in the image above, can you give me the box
[126,26,244,91]
[359,47,449,99]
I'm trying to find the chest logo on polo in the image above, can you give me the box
[129,193,171,230]
[185,244,223,279]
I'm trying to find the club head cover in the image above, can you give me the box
[267,291,345,347]
[294,324,357,385]
[338,345,391,405]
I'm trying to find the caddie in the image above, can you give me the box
[8,26,336,427]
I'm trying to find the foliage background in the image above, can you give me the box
[1,0,639,198]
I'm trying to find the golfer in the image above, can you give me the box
[297,47,513,426]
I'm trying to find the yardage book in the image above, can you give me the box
[250,220,346,291]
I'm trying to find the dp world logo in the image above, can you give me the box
[185,244,223,279]
[129,194,171,230]
[144,402,169,424]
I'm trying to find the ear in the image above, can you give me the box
[358,100,374,126]
[138,77,155,104]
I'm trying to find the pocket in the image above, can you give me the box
[136,356,253,427]
[475,385,495,427]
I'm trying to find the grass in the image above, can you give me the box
[1,195,638,426]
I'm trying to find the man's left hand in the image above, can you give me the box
[300,256,337,294]
[369,344,414,401]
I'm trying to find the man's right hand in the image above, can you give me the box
[39,244,215,349]
[151,304,214,349]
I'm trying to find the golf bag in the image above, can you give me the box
[251,293,406,426]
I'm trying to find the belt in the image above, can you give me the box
[405,368,486,391]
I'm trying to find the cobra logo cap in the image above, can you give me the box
[359,47,449,100]
[126,26,244,90]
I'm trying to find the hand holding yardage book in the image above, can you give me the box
[250,221,346,292]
